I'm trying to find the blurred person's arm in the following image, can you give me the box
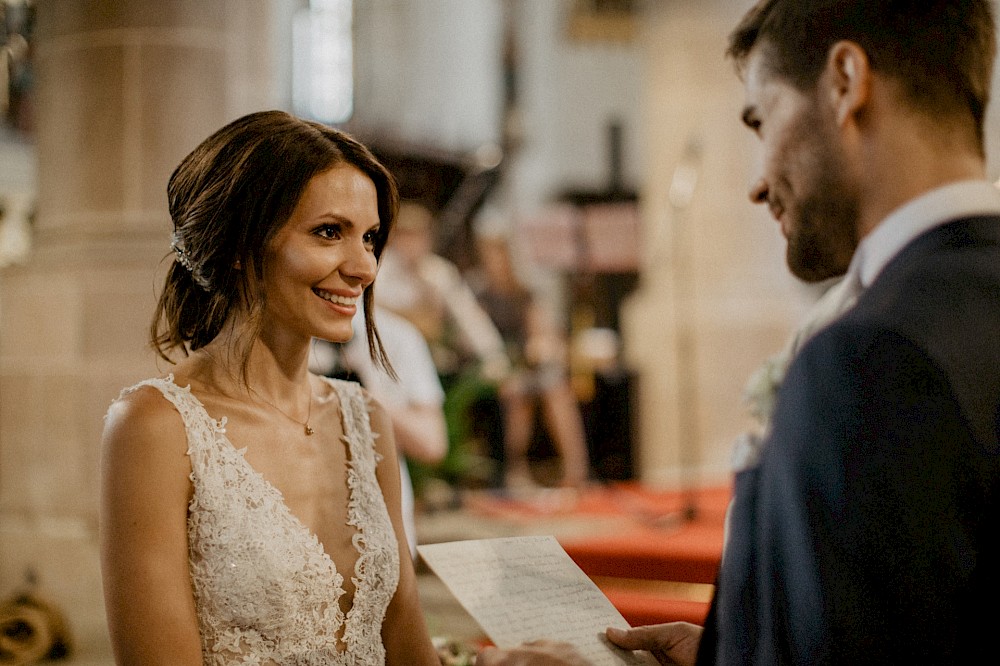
[384,400,447,464]
[369,398,442,665]
[343,307,447,464]
[523,298,569,367]
[100,388,203,665]
[425,254,511,380]
[368,373,447,463]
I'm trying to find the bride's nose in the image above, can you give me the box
[341,242,377,286]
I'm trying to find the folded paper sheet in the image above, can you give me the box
[418,536,657,666]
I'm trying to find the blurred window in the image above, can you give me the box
[2,0,34,135]
[293,0,353,125]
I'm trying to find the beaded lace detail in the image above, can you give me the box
[117,375,399,665]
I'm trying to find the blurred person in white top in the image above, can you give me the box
[374,200,510,383]
[312,304,447,556]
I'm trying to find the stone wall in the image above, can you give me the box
[0,1,294,659]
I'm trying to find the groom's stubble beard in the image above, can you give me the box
[784,102,861,284]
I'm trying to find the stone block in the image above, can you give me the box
[36,0,226,40]
[34,44,126,224]
[0,373,85,516]
[81,268,160,361]
[0,273,83,363]
[137,43,229,213]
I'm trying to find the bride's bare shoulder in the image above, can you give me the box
[102,378,189,464]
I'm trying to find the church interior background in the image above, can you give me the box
[3,0,1000,661]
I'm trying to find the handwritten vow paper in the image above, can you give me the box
[417,536,657,665]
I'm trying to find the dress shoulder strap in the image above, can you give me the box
[320,377,381,464]
[115,374,226,456]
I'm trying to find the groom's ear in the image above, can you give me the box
[824,40,872,128]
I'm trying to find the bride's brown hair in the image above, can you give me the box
[151,110,397,377]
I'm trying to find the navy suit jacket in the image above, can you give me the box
[699,216,1000,664]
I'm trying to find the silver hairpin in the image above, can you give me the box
[170,231,211,290]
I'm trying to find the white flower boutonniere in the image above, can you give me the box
[732,350,790,472]
[743,350,790,425]
[731,275,861,472]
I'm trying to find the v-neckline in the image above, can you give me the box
[171,375,366,632]
[219,422,358,573]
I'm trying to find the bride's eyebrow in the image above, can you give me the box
[312,214,350,227]
[311,214,380,235]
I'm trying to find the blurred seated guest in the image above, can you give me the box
[374,200,510,384]
[472,233,590,491]
[311,304,447,556]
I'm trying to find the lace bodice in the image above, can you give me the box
[118,375,399,665]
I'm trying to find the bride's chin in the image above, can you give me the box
[314,327,354,346]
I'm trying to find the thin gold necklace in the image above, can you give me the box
[199,348,315,436]
[250,386,315,436]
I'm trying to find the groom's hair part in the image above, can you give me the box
[727,0,996,153]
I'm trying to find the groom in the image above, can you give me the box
[479,0,1000,664]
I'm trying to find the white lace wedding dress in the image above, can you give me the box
[117,375,400,665]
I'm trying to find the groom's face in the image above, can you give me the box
[741,48,859,283]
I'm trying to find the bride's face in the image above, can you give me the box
[259,163,381,346]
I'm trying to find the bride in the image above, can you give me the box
[99,110,440,665]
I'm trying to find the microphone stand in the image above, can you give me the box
[666,138,702,522]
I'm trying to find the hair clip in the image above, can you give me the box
[170,231,211,290]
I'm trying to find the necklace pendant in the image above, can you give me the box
[304,424,314,436]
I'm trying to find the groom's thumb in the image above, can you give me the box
[606,625,655,651]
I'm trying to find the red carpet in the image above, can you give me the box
[467,483,729,627]
[602,590,712,626]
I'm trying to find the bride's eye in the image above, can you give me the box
[315,223,342,240]
[362,228,379,249]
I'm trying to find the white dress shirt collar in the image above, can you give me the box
[847,179,1000,289]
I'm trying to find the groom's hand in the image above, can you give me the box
[605,622,703,666]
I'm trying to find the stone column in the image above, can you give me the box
[622,0,817,490]
[0,0,293,659]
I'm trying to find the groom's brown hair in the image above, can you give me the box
[727,0,996,154]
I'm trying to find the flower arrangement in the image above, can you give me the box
[432,636,478,666]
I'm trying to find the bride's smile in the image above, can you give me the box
[261,163,381,346]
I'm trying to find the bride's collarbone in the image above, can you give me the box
[235,418,349,476]
[194,385,345,449]
[237,422,354,547]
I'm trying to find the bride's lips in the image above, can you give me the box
[312,288,360,314]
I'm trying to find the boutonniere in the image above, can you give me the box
[731,350,790,472]
[743,350,790,425]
